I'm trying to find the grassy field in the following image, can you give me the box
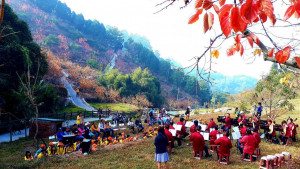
[89,103,138,113]
[56,104,86,113]
[1,100,299,168]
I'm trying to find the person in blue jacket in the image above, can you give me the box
[57,128,64,141]
[154,127,169,169]
[257,102,263,118]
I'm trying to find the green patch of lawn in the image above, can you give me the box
[56,103,86,113]
[89,103,138,113]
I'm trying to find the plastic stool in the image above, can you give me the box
[218,154,229,165]
[243,152,253,162]
[274,153,285,167]
[259,156,275,169]
[282,152,291,164]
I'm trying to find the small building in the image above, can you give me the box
[29,118,64,138]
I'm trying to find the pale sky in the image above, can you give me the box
[60,0,274,79]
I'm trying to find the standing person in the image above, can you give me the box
[154,127,169,169]
[185,106,191,116]
[214,131,232,159]
[256,103,263,118]
[234,107,240,119]
[76,88,80,97]
[207,117,216,132]
[253,105,257,117]
[98,108,102,120]
[77,113,83,125]
[149,108,154,124]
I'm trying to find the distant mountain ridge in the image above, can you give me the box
[167,59,258,94]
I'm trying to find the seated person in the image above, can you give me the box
[47,142,56,156]
[214,131,232,159]
[240,123,248,137]
[253,116,260,131]
[177,118,188,139]
[264,120,276,142]
[99,119,109,138]
[135,118,144,133]
[190,120,198,134]
[64,127,72,135]
[57,128,64,141]
[24,151,33,160]
[251,128,261,148]
[209,125,220,151]
[34,144,47,158]
[279,120,290,145]
[239,128,257,158]
[128,118,135,133]
[165,124,175,153]
[105,121,114,137]
[170,121,182,148]
[222,113,231,132]
[78,124,85,137]
[84,122,92,139]
[91,122,101,138]
[189,126,212,158]
[37,149,47,159]
[57,142,66,155]
[207,117,216,132]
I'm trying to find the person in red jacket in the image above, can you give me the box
[165,124,175,154]
[207,117,216,132]
[251,128,261,148]
[253,116,260,131]
[239,128,257,158]
[214,131,232,159]
[209,125,219,151]
[240,123,248,137]
[170,121,182,148]
[279,120,290,145]
[176,118,188,139]
[190,120,198,134]
[223,113,232,132]
[189,126,212,158]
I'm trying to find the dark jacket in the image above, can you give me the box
[154,132,169,154]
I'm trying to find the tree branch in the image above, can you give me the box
[0,0,4,26]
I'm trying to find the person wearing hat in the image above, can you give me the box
[37,149,47,159]
[57,142,66,155]
[57,128,65,141]
[47,142,57,156]
[35,144,47,159]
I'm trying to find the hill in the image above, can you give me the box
[8,0,212,108]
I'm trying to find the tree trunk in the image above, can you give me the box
[33,105,39,146]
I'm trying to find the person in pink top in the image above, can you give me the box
[239,128,257,157]
[78,124,85,136]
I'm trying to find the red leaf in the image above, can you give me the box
[231,7,242,32]
[296,2,300,16]
[203,0,213,10]
[261,0,276,25]
[203,13,209,33]
[249,33,260,46]
[196,8,204,15]
[241,0,259,24]
[236,34,242,44]
[268,48,274,57]
[240,43,244,56]
[219,4,234,19]
[239,0,244,4]
[227,44,237,56]
[275,46,291,64]
[253,17,260,22]
[247,36,253,48]
[219,0,226,6]
[283,5,295,21]
[213,4,220,14]
[220,11,232,37]
[259,11,267,23]
[295,57,300,68]
[208,12,214,30]
[195,0,203,8]
[188,13,200,24]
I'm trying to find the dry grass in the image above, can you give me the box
[1,99,300,169]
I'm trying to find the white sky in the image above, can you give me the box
[60,0,274,79]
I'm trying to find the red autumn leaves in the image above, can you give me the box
[189,0,276,37]
[283,1,300,21]
[267,46,300,68]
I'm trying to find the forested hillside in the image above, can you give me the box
[7,0,212,108]
[0,4,63,118]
